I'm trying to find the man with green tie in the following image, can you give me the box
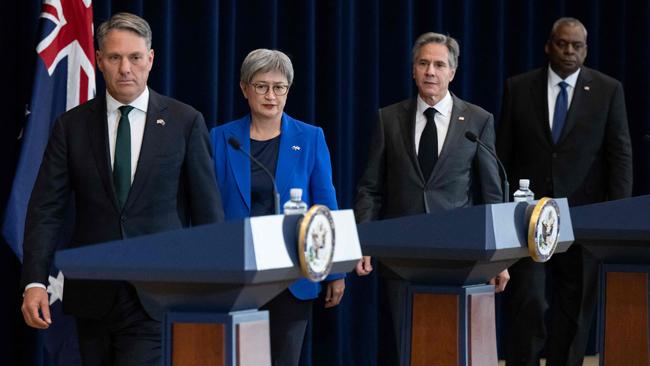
[20,12,223,365]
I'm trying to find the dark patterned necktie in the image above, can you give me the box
[418,107,439,178]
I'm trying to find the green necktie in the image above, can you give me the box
[114,105,134,209]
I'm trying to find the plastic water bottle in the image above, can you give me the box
[283,188,308,215]
[513,179,535,202]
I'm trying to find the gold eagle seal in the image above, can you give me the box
[527,197,561,262]
[297,205,336,282]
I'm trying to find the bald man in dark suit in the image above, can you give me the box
[497,17,632,366]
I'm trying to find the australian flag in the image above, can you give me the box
[2,0,95,364]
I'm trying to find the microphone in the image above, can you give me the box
[464,131,510,203]
[227,137,280,214]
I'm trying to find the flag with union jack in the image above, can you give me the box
[3,0,95,260]
[3,1,95,364]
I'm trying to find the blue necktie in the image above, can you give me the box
[114,105,134,209]
[552,81,569,143]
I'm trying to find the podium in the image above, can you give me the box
[55,210,361,366]
[358,200,574,366]
[571,195,650,366]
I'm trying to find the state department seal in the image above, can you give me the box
[527,197,561,262]
[297,205,336,282]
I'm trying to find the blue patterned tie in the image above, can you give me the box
[114,105,134,209]
[552,81,569,143]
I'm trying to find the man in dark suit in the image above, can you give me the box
[354,32,509,365]
[496,17,633,366]
[20,12,223,365]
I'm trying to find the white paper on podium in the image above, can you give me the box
[331,210,363,262]
[249,210,362,271]
[250,215,293,270]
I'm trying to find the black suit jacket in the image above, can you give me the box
[355,95,502,222]
[21,89,224,318]
[496,67,633,205]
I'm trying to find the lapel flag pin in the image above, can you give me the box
[292,145,301,151]
[584,86,590,91]
[156,119,165,126]
[458,116,465,121]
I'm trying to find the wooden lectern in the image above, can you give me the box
[358,200,574,366]
[55,210,361,366]
[572,195,650,366]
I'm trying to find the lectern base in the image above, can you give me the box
[402,284,497,366]
[600,265,650,366]
[163,310,270,366]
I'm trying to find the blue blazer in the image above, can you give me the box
[210,113,345,300]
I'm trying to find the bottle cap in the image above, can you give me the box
[290,188,303,200]
[519,179,530,189]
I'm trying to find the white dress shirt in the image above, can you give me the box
[25,88,150,293]
[106,87,149,183]
[547,66,580,130]
[415,91,453,156]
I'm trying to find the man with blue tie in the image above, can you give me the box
[496,17,633,366]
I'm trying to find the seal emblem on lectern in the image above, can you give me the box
[297,205,336,282]
[528,197,561,262]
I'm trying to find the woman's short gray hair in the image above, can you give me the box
[96,12,153,50]
[240,49,294,86]
[411,32,460,70]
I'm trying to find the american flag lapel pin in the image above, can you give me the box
[156,118,165,126]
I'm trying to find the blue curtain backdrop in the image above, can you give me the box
[1,0,649,365]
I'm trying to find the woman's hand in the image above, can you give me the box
[324,278,346,308]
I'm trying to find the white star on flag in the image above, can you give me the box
[47,270,65,305]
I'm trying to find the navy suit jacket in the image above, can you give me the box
[210,113,344,300]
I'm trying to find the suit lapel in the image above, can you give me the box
[558,68,592,144]
[225,116,252,211]
[276,114,302,198]
[399,100,423,181]
[123,90,166,210]
[531,68,554,144]
[428,95,466,184]
[87,95,120,211]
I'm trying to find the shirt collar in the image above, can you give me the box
[106,87,150,114]
[417,90,452,117]
[548,65,580,88]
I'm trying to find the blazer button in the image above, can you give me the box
[552,152,558,158]
[121,216,126,223]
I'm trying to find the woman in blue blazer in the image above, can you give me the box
[210,49,345,366]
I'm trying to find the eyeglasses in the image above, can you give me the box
[552,39,586,51]
[249,82,290,96]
